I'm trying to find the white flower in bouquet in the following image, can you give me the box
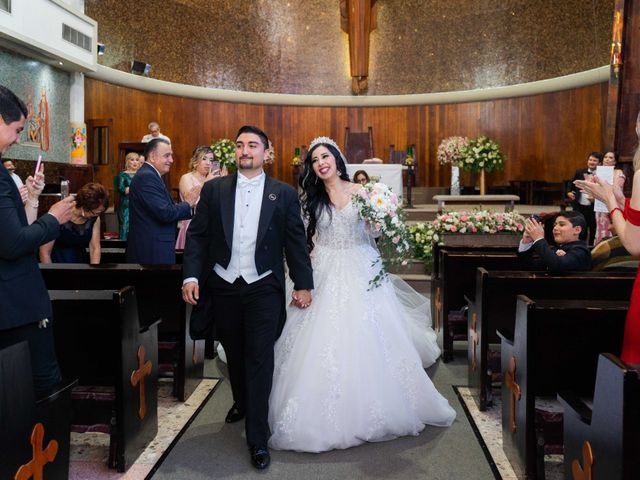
[351,182,411,288]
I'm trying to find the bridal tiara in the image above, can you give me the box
[309,136,349,164]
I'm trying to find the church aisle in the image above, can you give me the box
[150,342,495,479]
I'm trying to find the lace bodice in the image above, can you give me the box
[315,200,371,250]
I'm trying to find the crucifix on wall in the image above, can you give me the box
[341,0,377,94]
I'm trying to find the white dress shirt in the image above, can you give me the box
[10,172,23,189]
[214,171,272,284]
[183,171,273,286]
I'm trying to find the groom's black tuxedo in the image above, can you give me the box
[183,172,313,447]
[183,173,313,307]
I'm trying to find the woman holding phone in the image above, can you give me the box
[175,145,218,249]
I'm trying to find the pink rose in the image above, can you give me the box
[461,215,468,222]
[497,225,503,231]
[471,226,478,233]
[392,235,400,244]
[450,225,458,233]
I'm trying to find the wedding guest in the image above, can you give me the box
[127,138,195,264]
[518,211,591,271]
[39,182,109,264]
[574,149,640,364]
[141,121,171,144]
[116,152,142,240]
[567,151,602,244]
[2,158,23,188]
[0,84,75,397]
[175,145,217,249]
[353,169,370,185]
[594,150,626,244]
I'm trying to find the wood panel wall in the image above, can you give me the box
[85,78,608,195]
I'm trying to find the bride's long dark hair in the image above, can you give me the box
[299,142,351,252]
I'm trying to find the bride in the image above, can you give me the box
[268,137,456,453]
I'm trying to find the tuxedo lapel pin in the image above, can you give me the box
[268,193,277,201]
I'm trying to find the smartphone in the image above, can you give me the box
[211,161,221,177]
[34,155,42,176]
[60,180,70,199]
[530,214,542,223]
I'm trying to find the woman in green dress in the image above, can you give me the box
[116,152,142,240]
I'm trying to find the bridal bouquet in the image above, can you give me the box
[352,182,412,289]
[211,138,237,172]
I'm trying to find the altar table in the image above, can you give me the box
[432,194,520,213]
[345,164,404,198]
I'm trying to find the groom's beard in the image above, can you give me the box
[238,155,255,170]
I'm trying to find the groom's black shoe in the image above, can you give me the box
[249,446,270,470]
[225,404,245,423]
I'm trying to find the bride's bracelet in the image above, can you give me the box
[26,196,39,209]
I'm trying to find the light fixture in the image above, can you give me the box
[97,43,105,55]
[131,60,151,76]
[611,11,623,77]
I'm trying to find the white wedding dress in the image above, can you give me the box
[268,200,456,453]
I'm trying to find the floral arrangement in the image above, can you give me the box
[408,209,525,270]
[211,138,236,172]
[459,135,505,172]
[352,182,412,288]
[437,136,469,165]
[265,140,275,164]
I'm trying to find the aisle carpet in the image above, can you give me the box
[454,386,563,480]
[69,378,219,480]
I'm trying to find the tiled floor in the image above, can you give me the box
[456,386,563,480]
[69,378,219,480]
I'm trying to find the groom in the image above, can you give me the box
[182,125,313,469]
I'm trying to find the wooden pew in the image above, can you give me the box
[40,263,203,402]
[50,287,159,472]
[0,341,76,480]
[429,245,521,361]
[468,269,635,411]
[559,353,640,480]
[497,296,628,479]
[97,245,184,264]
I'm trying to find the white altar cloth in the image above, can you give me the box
[345,164,404,198]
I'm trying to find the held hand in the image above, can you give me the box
[182,282,199,305]
[555,249,567,257]
[291,289,312,309]
[25,170,45,199]
[48,196,76,224]
[525,218,544,242]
